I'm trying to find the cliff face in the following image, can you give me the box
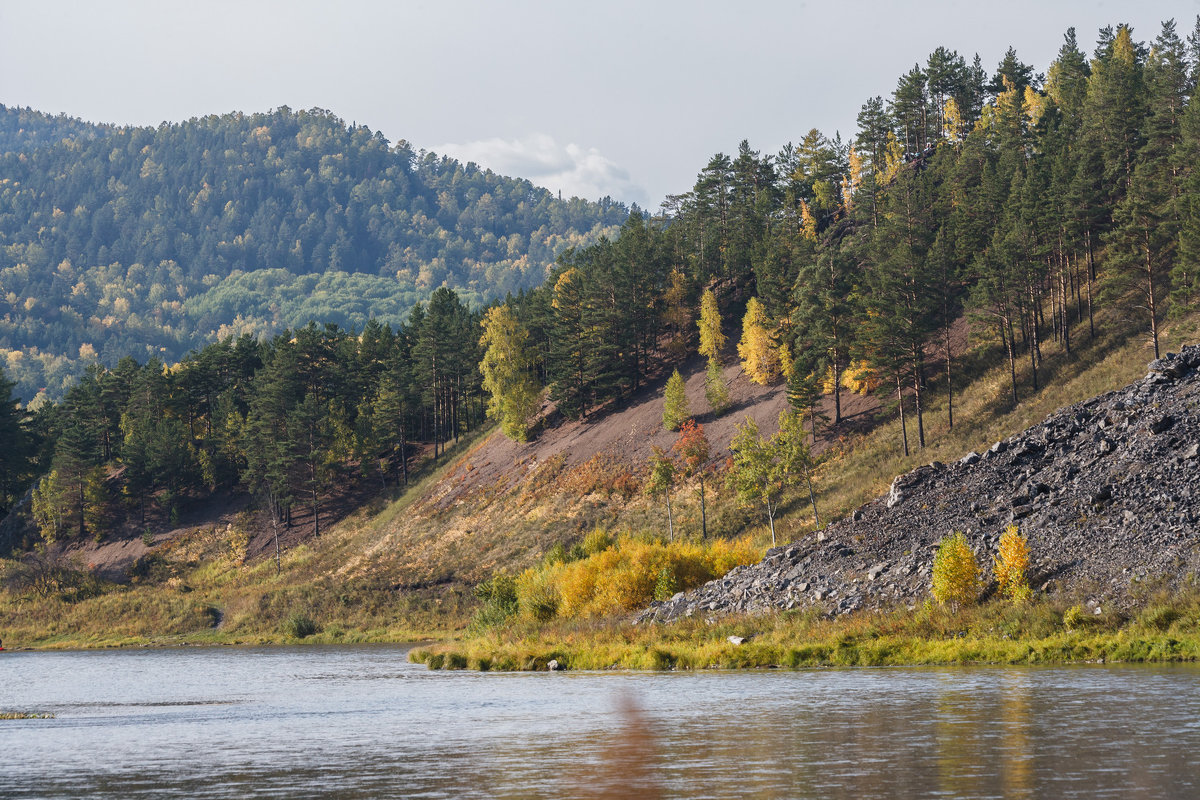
[638,346,1200,624]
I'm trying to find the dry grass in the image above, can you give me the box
[414,584,1200,671]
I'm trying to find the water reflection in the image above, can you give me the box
[1,650,1199,799]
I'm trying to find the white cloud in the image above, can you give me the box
[432,133,647,207]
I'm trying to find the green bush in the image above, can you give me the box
[470,573,519,631]
[282,612,318,639]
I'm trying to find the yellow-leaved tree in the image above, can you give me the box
[931,531,981,609]
[698,288,725,360]
[994,524,1032,601]
[737,297,779,385]
[698,288,731,412]
[479,304,541,441]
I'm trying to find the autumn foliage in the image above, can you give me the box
[994,524,1032,601]
[931,531,981,608]
[515,534,762,619]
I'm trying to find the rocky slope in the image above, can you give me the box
[637,346,1200,623]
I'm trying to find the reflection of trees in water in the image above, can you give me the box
[934,673,1000,798]
[998,672,1035,800]
[567,692,664,800]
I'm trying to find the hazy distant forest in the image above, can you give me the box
[3,20,1200,549]
[0,105,627,399]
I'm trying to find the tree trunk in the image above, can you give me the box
[271,496,281,576]
[1145,229,1160,360]
[400,419,408,486]
[895,371,909,458]
[665,491,674,542]
[911,346,925,449]
[698,478,707,539]
[765,495,776,547]
[1085,229,1096,341]
[1005,315,1019,406]
[943,323,954,431]
[804,465,820,529]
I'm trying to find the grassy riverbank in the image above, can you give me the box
[409,589,1200,671]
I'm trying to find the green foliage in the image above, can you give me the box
[931,532,982,609]
[654,566,678,601]
[0,105,626,401]
[704,358,731,414]
[728,410,820,544]
[662,369,690,431]
[581,528,614,557]
[282,612,318,639]
[479,304,541,441]
[471,573,519,631]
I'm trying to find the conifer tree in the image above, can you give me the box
[697,289,726,360]
[479,304,541,441]
[704,358,731,414]
[662,369,690,432]
[737,297,779,385]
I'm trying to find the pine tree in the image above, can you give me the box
[1103,21,1185,358]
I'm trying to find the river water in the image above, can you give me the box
[1,645,1198,799]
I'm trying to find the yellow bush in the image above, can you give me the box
[931,531,981,609]
[821,360,881,395]
[518,534,762,619]
[994,524,1032,602]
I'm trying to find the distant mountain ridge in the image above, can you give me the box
[0,105,628,399]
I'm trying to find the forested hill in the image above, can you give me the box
[0,105,628,400]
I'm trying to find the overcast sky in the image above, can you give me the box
[3,1,1198,208]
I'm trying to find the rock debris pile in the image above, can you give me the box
[637,346,1200,624]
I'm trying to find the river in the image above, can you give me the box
[1,645,1198,798]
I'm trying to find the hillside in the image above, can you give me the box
[0,105,627,400]
[640,344,1200,623]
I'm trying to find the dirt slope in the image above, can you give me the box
[429,353,878,510]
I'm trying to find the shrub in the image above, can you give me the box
[516,534,761,619]
[1062,604,1095,629]
[581,528,614,557]
[931,532,981,609]
[282,613,318,639]
[654,566,678,600]
[1140,605,1182,632]
[470,573,519,631]
[516,568,560,621]
[994,524,1032,601]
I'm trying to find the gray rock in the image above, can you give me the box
[632,345,1200,627]
[727,636,746,646]
[1150,415,1176,434]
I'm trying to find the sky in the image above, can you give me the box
[2,0,1198,209]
